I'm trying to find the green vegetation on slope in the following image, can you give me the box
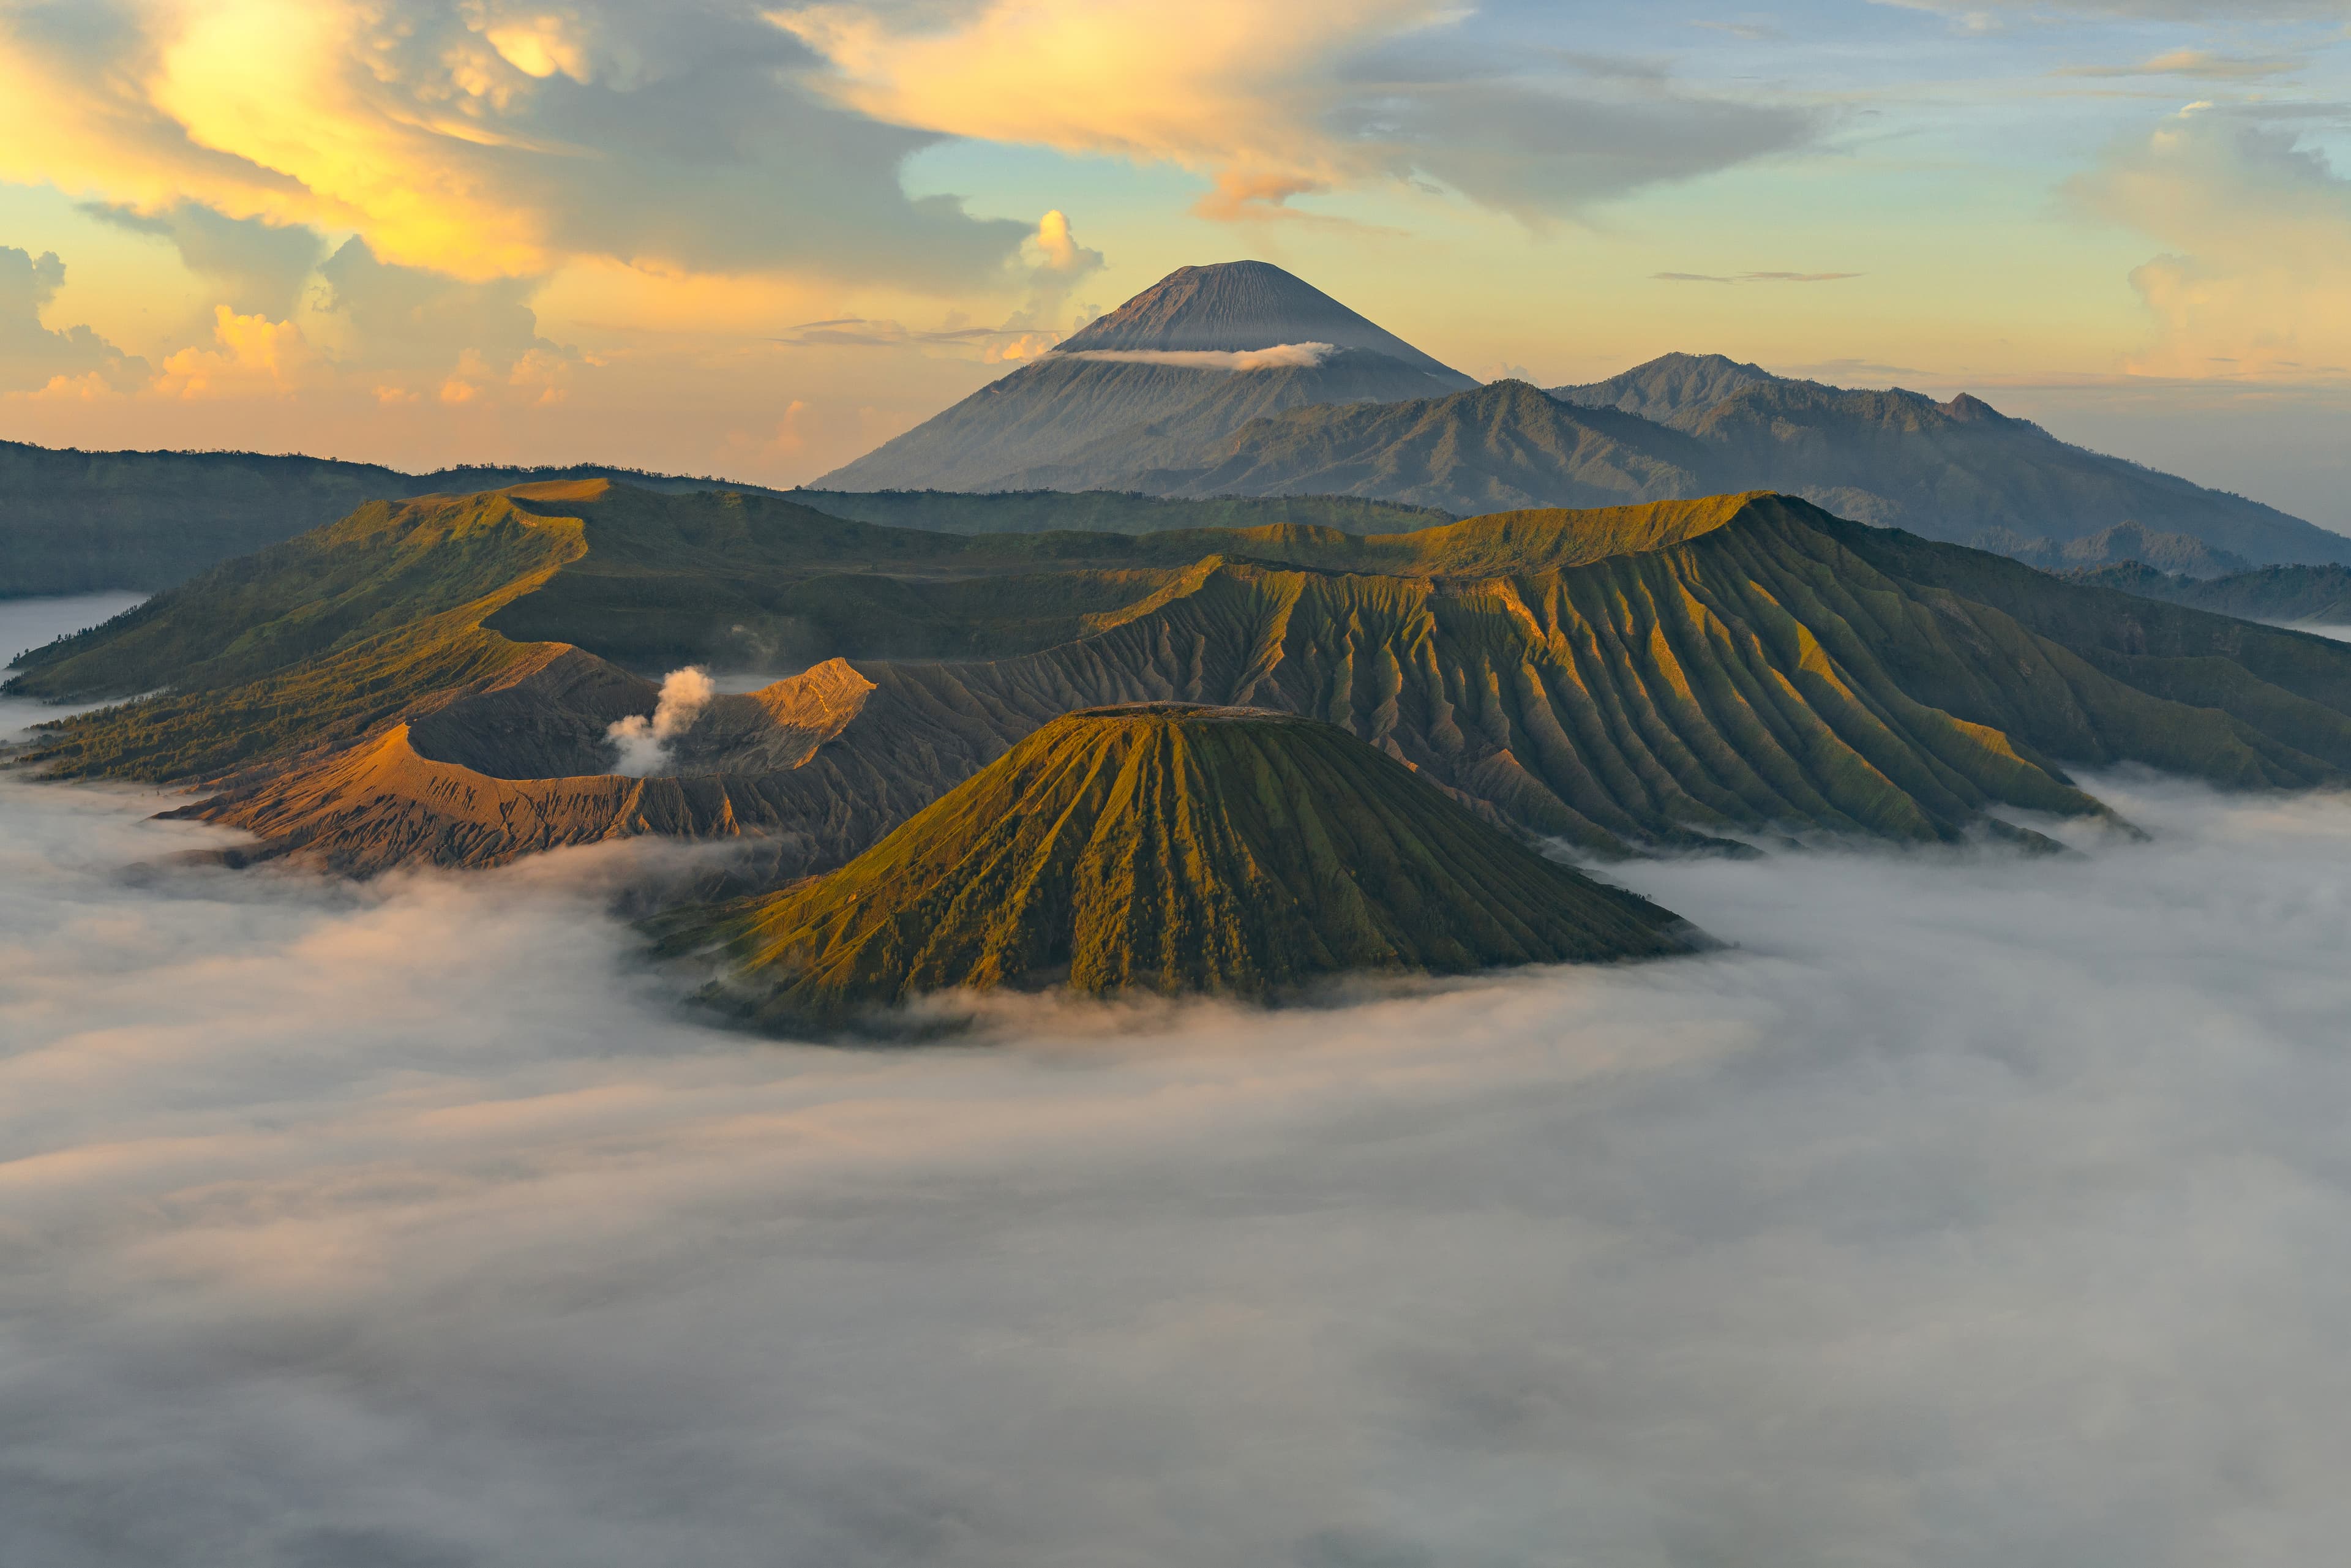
[4,488,585,779]
[659,703,1693,1029]
[0,438,800,598]
[18,481,2351,879]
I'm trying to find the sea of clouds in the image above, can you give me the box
[7,595,2351,1566]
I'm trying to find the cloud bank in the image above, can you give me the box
[0,0,1031,287]
[776,1,1821,224]
[8,597,2351,1564]
[2069,107,2351,383]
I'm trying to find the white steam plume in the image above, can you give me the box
[1067,341,1338,370]
[604,666,716,776]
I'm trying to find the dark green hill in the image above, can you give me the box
[18,482,2351,879]
[0,439,800,598]
[0,433,1455,599]
[657,702,1695,1029]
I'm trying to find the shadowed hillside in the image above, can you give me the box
[654,702,1696,1030]
[2063,561,2351,626]
[1133,380,1712,513]
[0,440,804,598]
[16,481,2351,878]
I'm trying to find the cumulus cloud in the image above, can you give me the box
[151,306,316,399]
[604,665,715,774]
[0,0,1031,287]
[775,0,1821,223]
[1068,342,1341,370]
[1005,208,1106,334]
[0,246,146,396]
[310,236,570,381]
[82,201,326,320]
[8,592,2351,1564]
[776,212,1105,354]
[2068,108,2351,381]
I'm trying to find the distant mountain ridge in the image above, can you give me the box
[2063,561,2351,626]
[820,289,2351,570]
[1000,358,2347,569]
[1549,353,2342,569]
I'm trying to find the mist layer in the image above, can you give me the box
[6,606,2351,1566]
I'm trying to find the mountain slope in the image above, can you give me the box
[658,702,1695,1029]
[816,349,1470,493]
[1133,380,1712,513]
[1056,261,1463,375]
[19,483,2351,877]
[1556,355,2349,568]
[814,261,1475,493]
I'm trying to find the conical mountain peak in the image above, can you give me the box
[1055,261,1465,378]
[660,701,1693,1031]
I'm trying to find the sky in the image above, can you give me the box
[0,1,2347,522]
[9,588,2351,1565]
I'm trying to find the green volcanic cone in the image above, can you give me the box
[660,702,1696,1030]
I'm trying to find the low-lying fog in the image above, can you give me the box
[7,596,2351,1566]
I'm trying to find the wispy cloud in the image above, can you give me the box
[1654,270,1865,283]
[2058,49,2307,81]
[1688,18,1788,42]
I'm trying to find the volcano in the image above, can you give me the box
[659,702,1694,1030]
[814,261,1475,494]
[1054,261,1465,374]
